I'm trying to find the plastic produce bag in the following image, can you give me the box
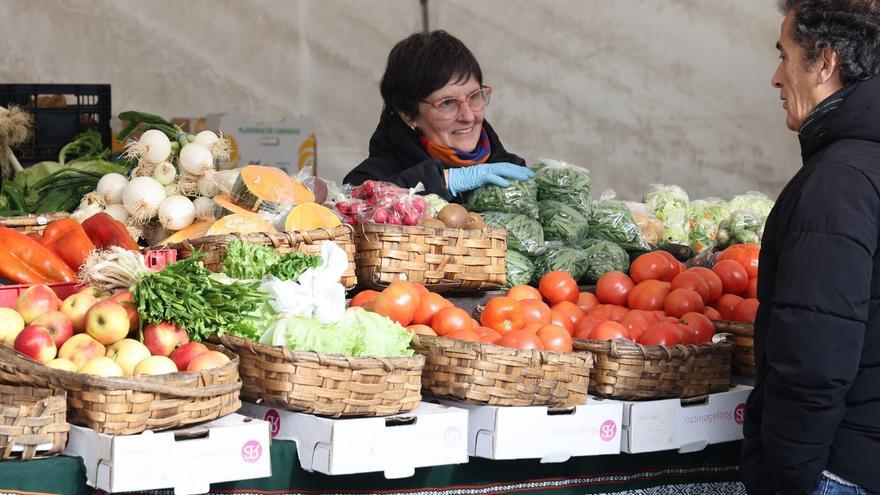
[580,238,631,283]
[687,198,730,252]
[538,200,590,243]
[715,192,774,248]
[622,202,663,247]
[533,158,592,216]
[643,184,690,245]
[466,179,539,219]
[588,191,652,252]
[480,211,545,255]
[503,250,535,289]
[531,246,592,283]
[334,180,428,226]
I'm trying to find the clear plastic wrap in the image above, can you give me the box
[531,245,593,283]
[580,238,631,283]
[533,158,592,217]
[538,199,590,243]
[503,250,536,289]
[480,211,546,255]
[465,179,539,219]
[622,201,664,247]
[588,190,652,252]
[333,180,428,225]
[643,183,690,245]
[687,198,730,251]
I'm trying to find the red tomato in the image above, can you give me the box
[712,260,749,295]
[431,307,474,336]
[481,296,525,334]
[373,281,421,326]
[552,301,585,328]
[630,252,673,283]
[703,306,723,320]
[573,317,605,340]
[519,299,552,326]
[588,321,632,341]
[656,251,682,280]
[620,310,658,341]
[652,310,668,320]
[745,277,758,299]
[732,298,759,323]
[496,329,545,350]
[507,285,542,302]
[680,312,715,343]
[550,308,575,335]
[664,288,705,318]
[596,271,635,306]
[717,243,760,278]
[576,292,600,313]
[411,292,452,325]
[411,283,430,296]
[536,324,573,352]
[522,322,544,334]
[446,329,480,342]
[406,324,436,336]
[715,294,744,321]
[627,280,672,311]
[588,304,629,322]
[475,326,503,344]
[639,322,686,346]
[689,267,724,303]
[539,271,579,305]
[350,290,379,308]
[671,271,710,304]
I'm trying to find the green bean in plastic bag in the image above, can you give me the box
[531,246,592,283]
[588,191,652,251]
[533,158,592,217]
[580,238,631,283]
[466,179,539,218]
[538,200,590,243]
[480,211,546,255]
[503,250,535,289]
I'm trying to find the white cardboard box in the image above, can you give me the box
[437,400,624,462]
[238,401,468,478]
[602,384,752,454]
[205,114,315,176]
[63,414,272,495]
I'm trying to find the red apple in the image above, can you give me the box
[186,350,230,372]
[143,322,189,356]
[134,355,178,375]
[15,284,62,324]
[85,300,130,346]
[169,342,209,371]
[14,325,57,364]
[58,334,105,369]
[0,307,25,347]
[32,311,74,348]
[60,293,99,333]
[108,290,139,332]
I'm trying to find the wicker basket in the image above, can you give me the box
[714,320,755,377]
[0,213,70,234]
[216,334,425,417]
[411,334,592,407]
[0,344,242,435]
[572,337,733,400]
[166,225,357,289]
[354,223,507,293]
[0,384,68,461]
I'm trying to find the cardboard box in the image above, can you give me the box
[437,400,623,462]
[204,114,315,176]
[606,384,751,454]
[63,414,271,495]
[238,401,468,478]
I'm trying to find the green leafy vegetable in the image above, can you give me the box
[643,184,690,245]
[481,211,545,255]
[503,250,535,289]
[222,239,321,281]
[580,239,631,283]
[687,199,730,251]
[466,180,539,219]
[533,159,592,216]
[538,199,590,243]
[58,130,110,165]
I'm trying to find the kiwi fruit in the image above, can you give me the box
[465,212,486,230]
[437,204,469,229]
[421,218,446,228]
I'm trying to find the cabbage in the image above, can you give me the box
[687,198,730,252]
[643,184,690,245]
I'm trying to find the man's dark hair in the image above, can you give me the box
[379,30,483,121]
[780,0,880,83]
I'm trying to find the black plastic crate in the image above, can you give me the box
[0,84,111,165]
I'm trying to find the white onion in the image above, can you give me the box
[178,143,215,176]
[96,173,128,205]
[193,196,216,222]
[123,177,167,223]
[152,162,177,186]
[103,204,129,223]
[193,130,219,147]
[158,195,196,231]
[136,129,172,164]
[198,172,221,197]
[71,203,103,224]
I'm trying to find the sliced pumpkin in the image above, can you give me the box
[284,202,342,232]
[160,220,213,245]
[207,213,277,236]
[213,193,257,215]
[231,165,315,215]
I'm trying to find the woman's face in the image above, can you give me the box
[408,76,485,151]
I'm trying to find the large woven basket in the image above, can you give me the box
[0,212,70,234]
[0,384,68,461]
[713,320,755,377]
[167,225,357,289]
[572,336,733,400]
[216,334,425,417]
[411,334,592,407]
[354,223,507,293]
[0,344,242,435]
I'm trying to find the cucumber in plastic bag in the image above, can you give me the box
[466,179,539,219]
[481,211,545,255]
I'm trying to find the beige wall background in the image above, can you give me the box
[0,0,799,201]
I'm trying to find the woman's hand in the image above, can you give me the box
[447,163,534,196]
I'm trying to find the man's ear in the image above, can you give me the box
[817,46,842,85]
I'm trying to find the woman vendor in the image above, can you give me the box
[344,30,532,201]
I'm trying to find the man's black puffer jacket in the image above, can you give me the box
[741,76,880,495]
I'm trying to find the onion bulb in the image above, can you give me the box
[157,195,196,231]
[198,172,221,197]
[193,130,219,147]
[175,174,200,197]
[178,143,214,176]
[125,129,172,164]
[96,173,128,204]
[123,176,167,224]
[103,204,129,223]
[193,196,216,222]
[152,162,177,186]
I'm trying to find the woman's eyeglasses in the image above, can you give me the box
[421,86,492,120]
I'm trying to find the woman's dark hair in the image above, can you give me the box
[379,30,483,121]
[780,0,880,83]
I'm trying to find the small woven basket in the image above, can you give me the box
[411,334,592,407]
[167,225,357,289]
[572,336,733,400]
[353,223,507,293]
[0,213,70,234]
[713,320,755,377]
[0,384,68,461]
[216,334,425,417]
[0,344,242,435]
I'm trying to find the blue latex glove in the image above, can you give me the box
[447,162,534,196]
